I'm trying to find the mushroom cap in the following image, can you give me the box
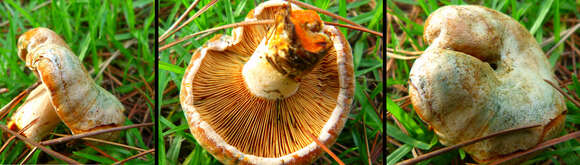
[179,0,354,164]
[18,27,126,140]
[17,27,70,62]
[409,5,566,163]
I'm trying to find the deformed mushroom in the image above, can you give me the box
[10,27,126,140]
[180,0,354,164]
[409,5,566,163]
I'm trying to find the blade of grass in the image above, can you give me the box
[529,0,554,35]
[5,0,39,27]
[159,61,185,74]
[387,123,430,150]
[73,151,116,164]
[167,136,183,164]
[387,144,412,165]
[387,98,424,137]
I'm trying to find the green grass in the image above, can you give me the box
[387,0,580,164]
[0,0,154,164]
[158,0,383,164]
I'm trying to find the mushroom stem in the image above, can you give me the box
[242,8,331,100]
[242,41,301,99]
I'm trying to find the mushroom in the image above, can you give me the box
[13,27,126,140]
[8,85,60,142]
[179,0,354,164]
[409,5,566,163]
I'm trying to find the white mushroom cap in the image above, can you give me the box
[409,5,566,163]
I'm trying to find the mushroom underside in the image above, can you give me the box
[180,1,354,163]
[189,39,341,158]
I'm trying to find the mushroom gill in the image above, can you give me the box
[191,42,340,157]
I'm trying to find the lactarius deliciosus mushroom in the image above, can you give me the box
[409,5,566,163]
[180,0,354,164]
[11,27,126,140]
[8,85,60,142]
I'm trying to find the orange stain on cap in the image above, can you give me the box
[289,10,328,53]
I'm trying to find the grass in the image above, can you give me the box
[0,0,154,164]
[158,0,383,164]
[387,0,580,164]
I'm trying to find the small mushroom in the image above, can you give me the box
[8,85,60,142]
[14,27,126,140]
[409,5,566,163]
[179,0,354,164]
